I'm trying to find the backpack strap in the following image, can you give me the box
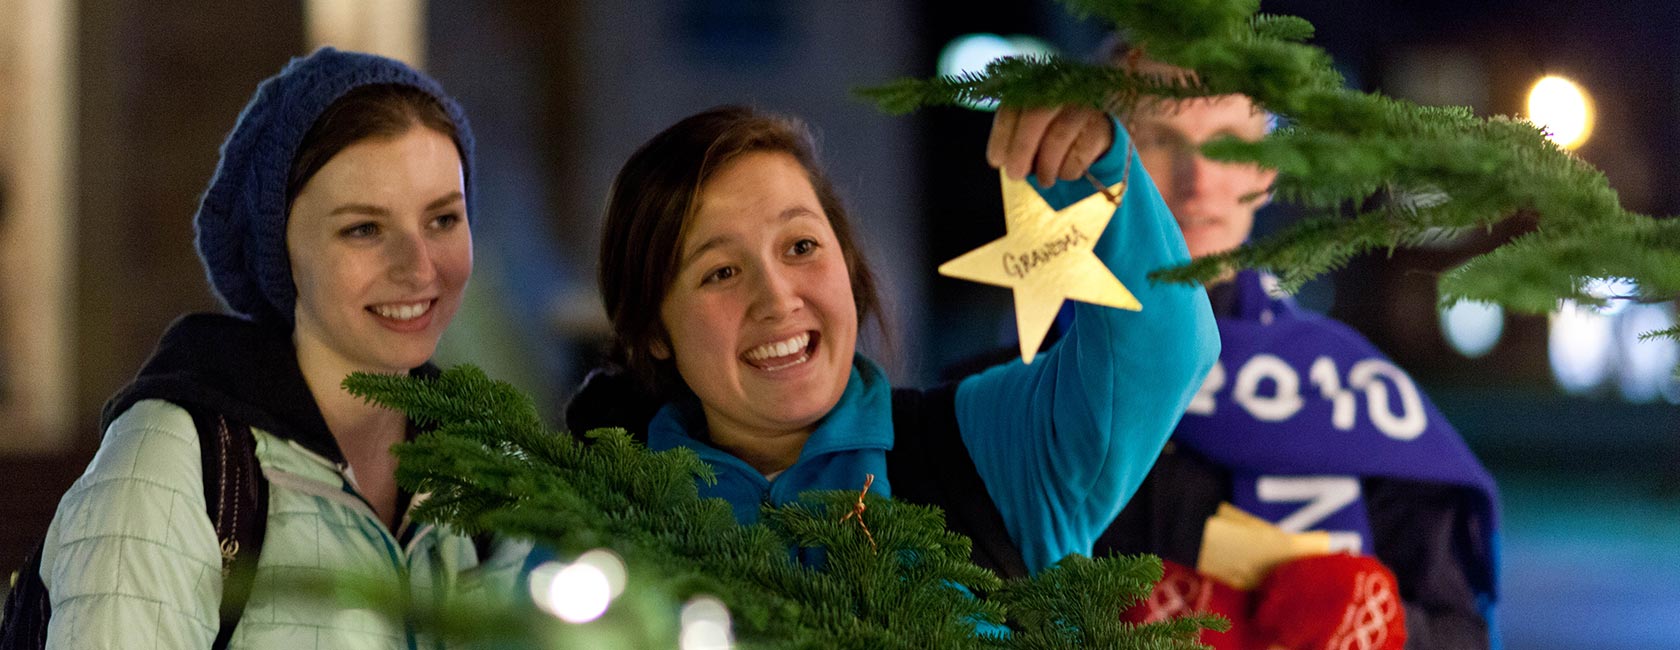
[186,406,268,650]
[887,385,1030,579]
[0,543,51,649]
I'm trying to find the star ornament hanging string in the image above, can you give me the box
[938,157,1141,364]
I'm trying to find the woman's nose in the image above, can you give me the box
[749,265,801,321]
[386,230,437,287]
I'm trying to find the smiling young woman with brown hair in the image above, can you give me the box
[574,102,1220,577]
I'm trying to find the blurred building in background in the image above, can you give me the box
[1,1,1676,647]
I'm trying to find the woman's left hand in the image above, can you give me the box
[986,105,1115,188]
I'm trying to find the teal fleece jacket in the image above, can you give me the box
[648,120,1219,573]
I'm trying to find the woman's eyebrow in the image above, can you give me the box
[681,206,819,262]
[329,202,391,217]
[682,233,735,265]
[424,191,465,211]
[327,191,464,218]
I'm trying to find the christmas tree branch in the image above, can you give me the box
[861,0,1680,340]
[339,366,1217,649]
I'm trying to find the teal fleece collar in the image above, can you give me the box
[648,355,897,528]
[649,355,896,462]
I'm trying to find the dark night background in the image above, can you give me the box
[2,2,1676,647]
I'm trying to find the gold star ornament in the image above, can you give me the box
[938,169,1141,364]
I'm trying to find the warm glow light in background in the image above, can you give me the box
[1526,75,1594,150]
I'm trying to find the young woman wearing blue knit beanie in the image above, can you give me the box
[26,47,517,649]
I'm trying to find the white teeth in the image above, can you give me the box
[759,352,810,372]
[373,301,431,321]
[745,332,811,361]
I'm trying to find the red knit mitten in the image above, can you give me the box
[1121,559,1255,650]
[1252,553,1406,650]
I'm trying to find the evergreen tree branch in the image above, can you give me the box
[338,366,1217,649]
[860,0,1680,341]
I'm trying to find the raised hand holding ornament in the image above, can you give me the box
[942,106,1143,363]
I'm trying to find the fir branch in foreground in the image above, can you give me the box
[340,365,1218,649]
[995,554,1226,650]
[861,56,1206,115]
[1641,325,1680,343]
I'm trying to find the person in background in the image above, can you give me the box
[568,102,1218,577]
[34,48,521,648]
[1094,39,1500,650]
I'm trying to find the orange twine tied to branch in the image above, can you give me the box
[839,473,878,552]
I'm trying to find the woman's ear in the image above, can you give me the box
[650,337,672,360]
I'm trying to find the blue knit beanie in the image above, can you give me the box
[193,46,476,325]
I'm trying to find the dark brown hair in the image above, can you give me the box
[286,83,463,205]
[599,105,884,396]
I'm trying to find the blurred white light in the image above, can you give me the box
[1549,302,1615,394]
[1583,276,1638,315]
[937,33,1057,111]
[679,595,735,650]
[530,558,614,624]
[1527,75,1594,149]
[574,549,628,600]
[1439,300,1504,358]
[1007,35,1056,59]
[1616,304,1680,403]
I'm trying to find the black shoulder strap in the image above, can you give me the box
[887,385,1030,580]
[186,407,268,650]
[0,544,51,649]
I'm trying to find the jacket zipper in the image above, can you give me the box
[273,439,430,649]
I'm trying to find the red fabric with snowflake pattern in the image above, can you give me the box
[1252,553,1407,650]
[1120,559,1255,650]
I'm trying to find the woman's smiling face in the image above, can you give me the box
[285,125,471,375]
[657,150,858,445]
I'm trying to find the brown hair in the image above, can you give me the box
[286,83,464,205]
[599,105,884,396]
